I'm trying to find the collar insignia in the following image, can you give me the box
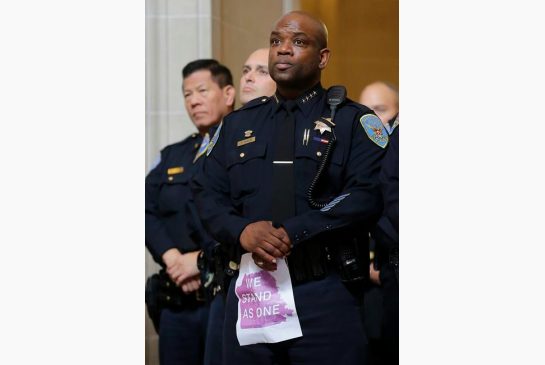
[206,122,222,156]
[193,133,211,163]
[300,90,318,104]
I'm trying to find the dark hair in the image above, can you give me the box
[182,59,233,88]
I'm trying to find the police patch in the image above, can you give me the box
[206,122,223,156]
[360,114,389,148]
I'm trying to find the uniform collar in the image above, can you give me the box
[272,83,324,117]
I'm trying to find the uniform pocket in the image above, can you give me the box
[158,169,192,213]
[226,143,268,201]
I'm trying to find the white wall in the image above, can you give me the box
[145,1,212,363]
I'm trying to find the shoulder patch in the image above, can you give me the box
[360,114,389,148]
[206,121,223,156]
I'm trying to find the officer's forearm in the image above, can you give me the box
[281,189,382,247]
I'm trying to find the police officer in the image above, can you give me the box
[359,81,399,133]
[145,59,235,365]
[239,48,277,105]
[359,83,399,365]
[194,48,278,365]
[372,115,399,365]
[192,11,388,365]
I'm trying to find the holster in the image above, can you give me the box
[287,241,329,283]
[287,235,369,284]
[203,243,241,299]
[145,269,206,332]
[331,236,369,282]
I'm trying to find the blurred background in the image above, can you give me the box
[145,0,398,363]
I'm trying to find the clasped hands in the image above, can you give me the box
[240,221,292,271]
[162,249,201,294]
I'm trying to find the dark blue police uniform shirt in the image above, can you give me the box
[375,125,399,250]
[191,83,387,249]
[145,132,216,265]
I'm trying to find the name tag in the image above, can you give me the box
[237,136,256,147]
[167,166,184,175]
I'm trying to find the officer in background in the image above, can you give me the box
[239,48,277,105]
[372,116,399,365]
[192,11,388,365]
[359,81,399,365]
[359,81,399,134]
[145,59,235,365]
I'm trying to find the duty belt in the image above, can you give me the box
[156,270,206,310]
[287,238,368,284]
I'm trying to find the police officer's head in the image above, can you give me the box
[182,59,235,134]
[269,11,330,98]
[359,81,399,127]
[239,48,276,105]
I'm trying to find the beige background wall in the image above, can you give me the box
[300,0,399,100]
[211,0,285,108]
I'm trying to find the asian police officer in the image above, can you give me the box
[145,59,235,365]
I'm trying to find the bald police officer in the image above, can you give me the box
[192,11,388,365]
[239,48,277,105]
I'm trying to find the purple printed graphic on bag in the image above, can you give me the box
[235,270,294,328]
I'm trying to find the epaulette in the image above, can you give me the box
[338,99,389,148]
[161,132,200,154]
[235,95,273,112]
[343,98,373,114]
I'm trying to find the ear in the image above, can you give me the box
[318,48,331,70]
[223,85,236,108]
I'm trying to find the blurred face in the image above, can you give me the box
[359,83,399,126]
[239,49,276,105]
[183,70,234,133]
[269,13,329,91]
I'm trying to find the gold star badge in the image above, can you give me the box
[314,120,331,135]
[321,117,335,126]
